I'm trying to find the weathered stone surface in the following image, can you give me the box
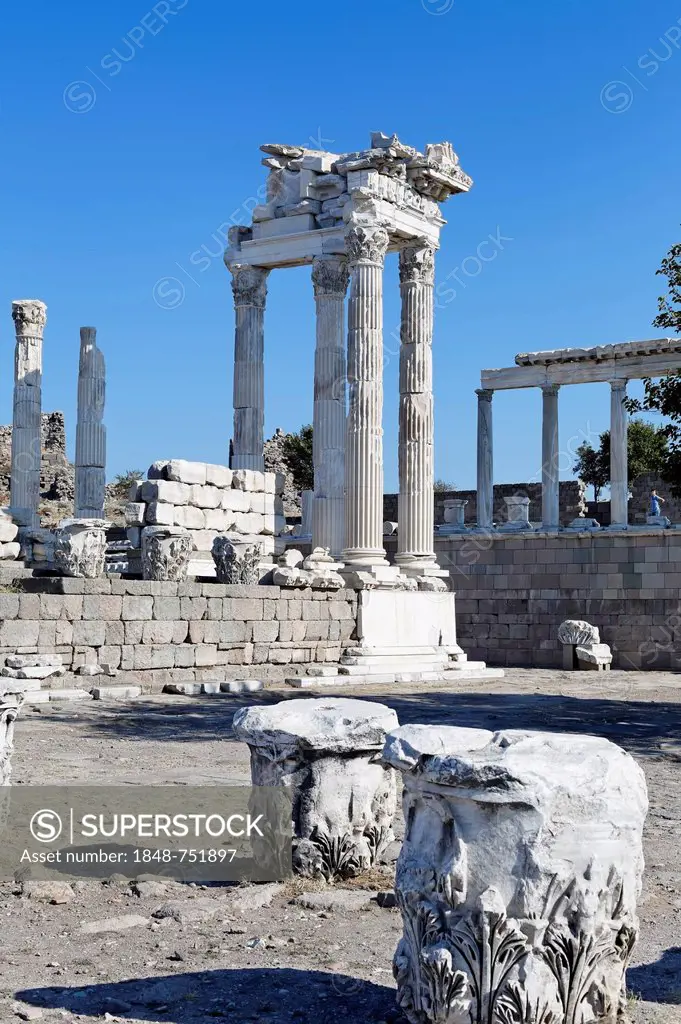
[74,327,106,517]
[0,690,23,785]
[576,642,613,670]
[384,724,647,1024]
[0,519,19,544]
[141,526,192,582]
[558,619,600,646]
[54,518,108,578]
[233,697,398,880]
[212,536,261,584]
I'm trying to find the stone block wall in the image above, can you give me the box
[437,529,681,670]
[0,578,358,687]
[126,459,287,574]
[384,481,585,528]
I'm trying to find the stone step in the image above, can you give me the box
[163,680,264,697]
[339,657,448,675]
[24,688,93,703]
[287,666,506,688]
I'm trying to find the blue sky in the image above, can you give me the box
[1,0,679,490]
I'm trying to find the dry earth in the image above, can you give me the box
[1,668,680,1023]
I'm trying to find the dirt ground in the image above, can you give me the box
[1,668,680,1024]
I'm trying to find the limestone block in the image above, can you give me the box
[233,698,398,880]
[191,530,218,552]
[125,502,146,526]
[126,527,141,548]
[174,506,205,530]
[122,595,154,621]
[204,508,233,532]
[232,469,258,492]
[279,549,304,568]
[222,489,250,513]
[141,526,192,582]
[146,502,175,526]
[383,725,648,1024]
[263,473,276,495]
[140,480,190,505]
[205,463,232,488]
[233,512,264,535]
[252,213,316,239]
[72,620,106,646]
[0,543,21,560]
[576,642,613,670]
[190,484,222,509]
[212,536,261,585]
[558,619,600,646]
[249,492,267,515]
[54,519,108,579]
[165,459,207,485]
[128,479,144,501]
[0,520,19,544]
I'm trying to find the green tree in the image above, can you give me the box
[573,441,608,502]
[281,425,314,492]
[110,469,144,497]
[573,420,668,500]
[625,236,681,493]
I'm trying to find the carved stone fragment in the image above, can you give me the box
[234,698,398,880]
[211,535,261,584]
[384,725,647,1024]
[53,518,108,578]
[141,526,192,581]
[558,619,600,646]
[0,691,24,786]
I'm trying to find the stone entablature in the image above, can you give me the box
[0,579,358,687]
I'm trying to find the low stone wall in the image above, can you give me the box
[384,481,585,528]
[0,578,358,687]
[436,529,681,670]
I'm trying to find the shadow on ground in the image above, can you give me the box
[629,947,681,1003]
[39,689,681,759]
[17,967,401,1023]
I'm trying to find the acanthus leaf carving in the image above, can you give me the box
[345,224,389,266]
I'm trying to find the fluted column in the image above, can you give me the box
[476,389,494,529]
[396,244,437,572]
[10,300,47,529]
[342,224,390,569]
[229,264,269,471]
[75,327,106,517]
[541,384,560,530]
[311,256,349,558]
[610,380,628,528]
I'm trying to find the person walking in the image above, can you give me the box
[649,488,665,517]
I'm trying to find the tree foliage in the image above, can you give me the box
[110,469,144,496]
[624,235,681,494]
[573,420,668,501]
[434,478,457,492]
[281,425,314,492]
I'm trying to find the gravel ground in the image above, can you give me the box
[1,668,679,1023]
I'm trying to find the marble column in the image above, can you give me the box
[10,300,47,529]
[475,389,494,530]
[75,327,106,518]
[610,379,628,528]
[229,264,269,472]
[396,244,438,573]
[342,224,390,569]
[311,255,349,558]
[541,383,560,530]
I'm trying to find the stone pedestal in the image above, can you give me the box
[311,256,348,559]
[437,498,468,535]
[54,518,108,578]
[475,389,493,530]
[609,380,628,528]
[384,724,647,1024]
[0,691,24,786]
[396,245,438,574]
[342,224,390,572]
[229,264,269,472]
[10,300,47,530]
[212,535,261,584]
[541,383,560,529]
[75,327,106,517]
[233,697,398,880]
[141,526,191,581]
[498,495,532,532]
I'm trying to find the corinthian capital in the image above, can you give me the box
[399,244,435,286]
[345,224,389,266]
[311,256,349,298]
[229,264,269,308]
[12,300,47,335]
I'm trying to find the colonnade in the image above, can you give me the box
[476,381,629,529]
[228,228,439,572]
